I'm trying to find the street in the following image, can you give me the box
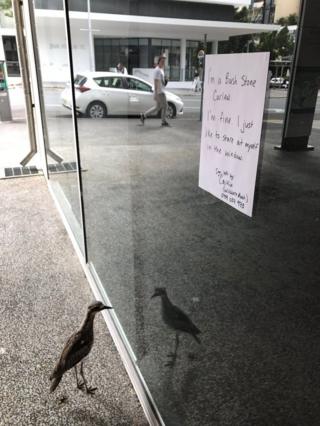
[7,86,320,121]
[1,86,320,170]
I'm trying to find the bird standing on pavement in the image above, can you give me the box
[151,287,201,366]
[49,301,112,394]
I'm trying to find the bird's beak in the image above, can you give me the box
[102,305,113,310]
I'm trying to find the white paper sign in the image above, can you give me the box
[199,52,270,217]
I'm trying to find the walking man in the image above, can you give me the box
[140,55,169,126]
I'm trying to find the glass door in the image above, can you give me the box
[30,0,85,252]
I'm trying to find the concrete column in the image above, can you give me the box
[279,0,320,151]
[212,40,218,54]
[180,38,186,81]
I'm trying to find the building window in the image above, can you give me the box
[94,37,180,80]
[151,38,180,81]
[2,36,20,77]
[185,40,213,81]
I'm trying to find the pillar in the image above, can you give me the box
[212,40,218,54]
[278,0,320,151]
[180,38,186,81]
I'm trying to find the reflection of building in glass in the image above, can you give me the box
[1,0,278,84]
[2,36,20,76]
[251,0,300,24]
[274,0,300,22]
[95,38,182,81]
[0,11,20,77]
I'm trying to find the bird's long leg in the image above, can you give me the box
[74,365,85,390]
[79,362,97,394]
[165,333,180,367]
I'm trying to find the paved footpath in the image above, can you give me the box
[0,176,148,426]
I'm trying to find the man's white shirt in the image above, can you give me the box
[153,66,165,94]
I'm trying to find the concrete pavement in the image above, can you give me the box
[0,175,148,425]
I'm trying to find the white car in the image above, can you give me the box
[269,77,285,88]
[61,71,184,119]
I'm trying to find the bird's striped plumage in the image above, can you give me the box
[49,301,112,393]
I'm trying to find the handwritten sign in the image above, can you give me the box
[199,52,270,217]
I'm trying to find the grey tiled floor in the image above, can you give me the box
[0,176,147,426]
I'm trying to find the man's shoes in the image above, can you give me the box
[140,114,145,125]
[161,121,170,127]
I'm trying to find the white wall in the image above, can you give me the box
[35,19,91,83]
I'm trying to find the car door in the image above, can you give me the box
[94,76,129,115]
[125,77,154,115]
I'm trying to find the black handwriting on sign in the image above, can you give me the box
[237,116,254,134]
[219,111,232,125]
[225,72,237,85]
[213,90,231,102]
[241,75,256,87]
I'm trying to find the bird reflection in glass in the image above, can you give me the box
[151,287,201,367]
[49,301,112,398]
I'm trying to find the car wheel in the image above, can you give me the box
[86,101,107,119]
[167,102,176,119]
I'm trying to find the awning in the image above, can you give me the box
[35,10,279,41]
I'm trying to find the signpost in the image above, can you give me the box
[199,52,270,217]
[0,60,12,122]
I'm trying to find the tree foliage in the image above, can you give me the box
[0,0,13,17]
[277,14,298,26]
[218,7,296,60]
[256,26,294,60]
[219,7,253,54]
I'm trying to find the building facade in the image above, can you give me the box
[274,0,300,21]
[252,0,301,24]
[2,0,279,83]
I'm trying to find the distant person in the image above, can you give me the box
[140,54,169,127]
[193,70,201,92]
[116,63,128,74]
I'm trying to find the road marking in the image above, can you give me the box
[266,108,284,113]
[264,119,283,124]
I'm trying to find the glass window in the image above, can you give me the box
[139,38,148,46]
[2,36,20,77]
[34,9,84,252]
[104,76,125,88]
[151,38,162,46]
[126,77,152,92]
[44,1,320,425]
[95,38,104,47]
[138,45,149,68]
[186,40,202,81]
[93,77,105,87]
